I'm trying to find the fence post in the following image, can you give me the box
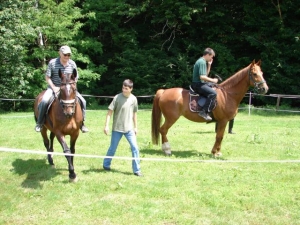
[276,96,281,111]
[248,92,252,116]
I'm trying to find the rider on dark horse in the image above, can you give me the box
[191,47,218,121]
[35,45,89,133]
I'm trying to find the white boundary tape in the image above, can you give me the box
[1,147,300,163]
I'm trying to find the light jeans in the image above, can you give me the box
[36,87,86,125]
[103,130,141,173]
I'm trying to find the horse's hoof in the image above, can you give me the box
[164,150,172,156]
[213,152,222,157]
[51,164,56,169]
[69,177,78,183]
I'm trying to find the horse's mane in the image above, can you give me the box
[219,65,250,90]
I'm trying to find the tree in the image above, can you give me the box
[0,0,38,110]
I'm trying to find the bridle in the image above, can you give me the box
[248,67,266,93]
[59,78,77,116]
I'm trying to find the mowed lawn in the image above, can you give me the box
[0,108,300,225]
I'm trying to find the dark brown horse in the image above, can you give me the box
[152,60,269,156]
[34,69,82,182]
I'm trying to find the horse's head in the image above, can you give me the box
[58,68,78,117]
[249,60,269,94]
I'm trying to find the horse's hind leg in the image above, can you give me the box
[160,116,180,156]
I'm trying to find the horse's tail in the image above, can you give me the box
[151,89,165,145]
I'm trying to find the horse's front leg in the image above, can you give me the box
[212,121,227,156]
[47,131,55,167]
[40,128,54,167]
[69,132,79,182]
[56,134,77,182]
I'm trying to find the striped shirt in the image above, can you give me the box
[45,58,78,87]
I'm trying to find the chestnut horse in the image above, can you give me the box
[34,69,82,182]
[152,60,269,156]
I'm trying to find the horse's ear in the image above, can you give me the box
[58,69,63,78]
[251,59,256,66]
[256,60,262,66]
[72,68,77,80]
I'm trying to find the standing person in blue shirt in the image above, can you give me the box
[191,48,218,121]
[35,45,89,133]
[103,79,142,176]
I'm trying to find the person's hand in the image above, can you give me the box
[134,128,138,135]
[213,78,218,83]
[52,86,60,96]
[208,58,213,65]
[104,126,109,135]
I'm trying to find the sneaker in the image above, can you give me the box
[81,124,89,133]
[35,124,42,132]
[134,171,143,177]
[198,110,212,121]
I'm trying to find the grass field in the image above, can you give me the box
[0,108,300,225]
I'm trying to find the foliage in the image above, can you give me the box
[0,0,299,111]
[0,0,37,103]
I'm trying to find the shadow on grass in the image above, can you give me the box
[82,168,132,176]
[192,131,216,134]
[11,158,62,189]
[141,148,224,160]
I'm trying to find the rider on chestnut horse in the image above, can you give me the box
[191,48,218,121]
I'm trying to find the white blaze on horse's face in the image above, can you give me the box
[66,83,71,95]
[251,63,269,94]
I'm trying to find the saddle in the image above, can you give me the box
[46,93,56,114]
[189,85,217,113]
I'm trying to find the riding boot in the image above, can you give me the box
[199,96,214,121]
[198,109,212,121]
[35,101,47,132]
[205,93,217,113]
[80,101,89,133]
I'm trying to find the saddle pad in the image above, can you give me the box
[189,95,201,112]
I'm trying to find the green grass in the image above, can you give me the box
[0,109,300,225]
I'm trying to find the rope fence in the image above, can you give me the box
[1,147,300,163]
[1,92,299,113]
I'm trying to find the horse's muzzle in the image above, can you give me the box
[60,99,76,117]
[257,83,269,95]
[64,110,75,118]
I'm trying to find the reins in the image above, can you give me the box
[217,66,265,95]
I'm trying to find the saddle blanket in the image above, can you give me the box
[189,94,202,112]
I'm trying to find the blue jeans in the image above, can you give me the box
[103,130,141,173]
[192,82,217,112]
